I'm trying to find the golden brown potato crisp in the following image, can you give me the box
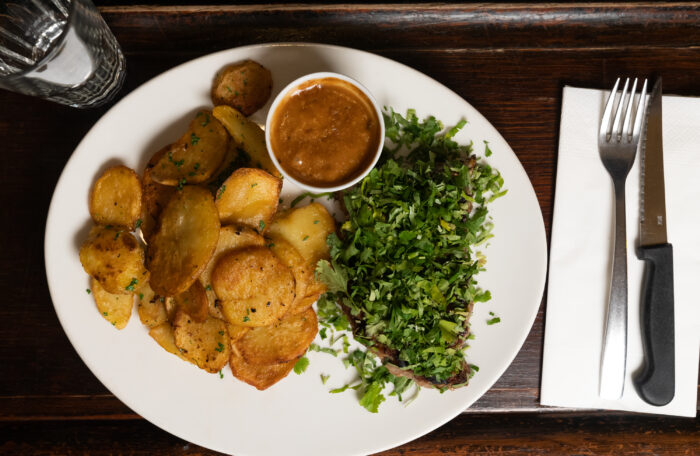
[89,165,142,230]
[141,146,177,243]
[149,323,188,361]
[268,237,312,314]
[236,308,317,365]
[267,202,336,266]
[212,247,294,327]
[149,110,229,186]
[147,186,220,296]
[136,281,168,328]
[229,345,296,390]
[212,105,281,178]
[80,225,149,294]
[215,168,281,230]
[173,280,209,323]
[172,311,229,373]
[91,277,134,329]
[211,60,272,116]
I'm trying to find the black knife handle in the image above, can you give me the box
[634,243,675,406]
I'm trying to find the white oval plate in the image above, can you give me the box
[45,43,547,456]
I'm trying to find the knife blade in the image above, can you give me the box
[635,78,675,406]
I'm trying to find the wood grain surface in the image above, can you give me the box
[0,3,698,455]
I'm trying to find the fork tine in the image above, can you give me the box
[600,78,620,138]
[632,79,649,140]
[622,78,638,140]
[612,78,630,141]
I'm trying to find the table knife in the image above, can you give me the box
[635,78,675,406]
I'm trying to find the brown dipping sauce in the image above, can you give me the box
[269,77,381,187]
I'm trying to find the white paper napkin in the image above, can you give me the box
[541,86,700,417]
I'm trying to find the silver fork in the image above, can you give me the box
[599,77,648,400]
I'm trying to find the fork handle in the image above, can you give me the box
[600,181,628,400]
[634,243,675,406]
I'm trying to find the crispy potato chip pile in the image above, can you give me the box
[79,59,335,390]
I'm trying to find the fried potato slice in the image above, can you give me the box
[173,280,208,323]
[164,296,177,322]
[150,110,229,186]
[147,186,220,296]
[136,281,168,328]
[229,345,295,390]
[267,202,336,266]
[204,139,238,190]
[215,168,281,230]
[91,278,134,329]
[200,226,265,291]
[304,279,328,299]
[141,146,177,243]
[89,165,142,230]
[226,323,250,343]
[212,247,294,327]
[149,323,187,360]
[172,311,229,373]
[211,60,272,116]
[80,225,149,294]
[237,308,317,365]
[212,105,281,177]
[199,226,265,319]
[268,237,311,312]
[289,292,320,316]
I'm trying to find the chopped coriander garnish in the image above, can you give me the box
[125,278,138,292]
[320,374,330,384]
[103,311,108,316]
[135,218,142,229]
[201,115,210,127]
[139,293,144,300]
[302,235,309,241]
[168,151,185,168]
[267,242,275,248]
[293,356,309,374]
[309,343,339,357]
[313,220,319,224]
[290,191,333,208]
[86,289,91,294]
[251,182,257,188]
[225,85,232,93]
[242,316,249,322]
[315,108,504,406]
[219,370,224,379]
[215,342,225,352]
[216,185,226,200]
[218,330,225,336]
[177,178,187,190]
[205,284,212,291]
[486,317,501,325]
[259,220,265,231]
[190,133,200,145]
[113,231,121,240]
[484,140,493,157]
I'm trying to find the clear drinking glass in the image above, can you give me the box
[0,0,125,108]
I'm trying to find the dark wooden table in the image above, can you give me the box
[1,3,699,455]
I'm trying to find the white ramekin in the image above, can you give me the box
[264,72,385,193]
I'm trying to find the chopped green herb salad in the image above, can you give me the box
[315,108,505,411]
